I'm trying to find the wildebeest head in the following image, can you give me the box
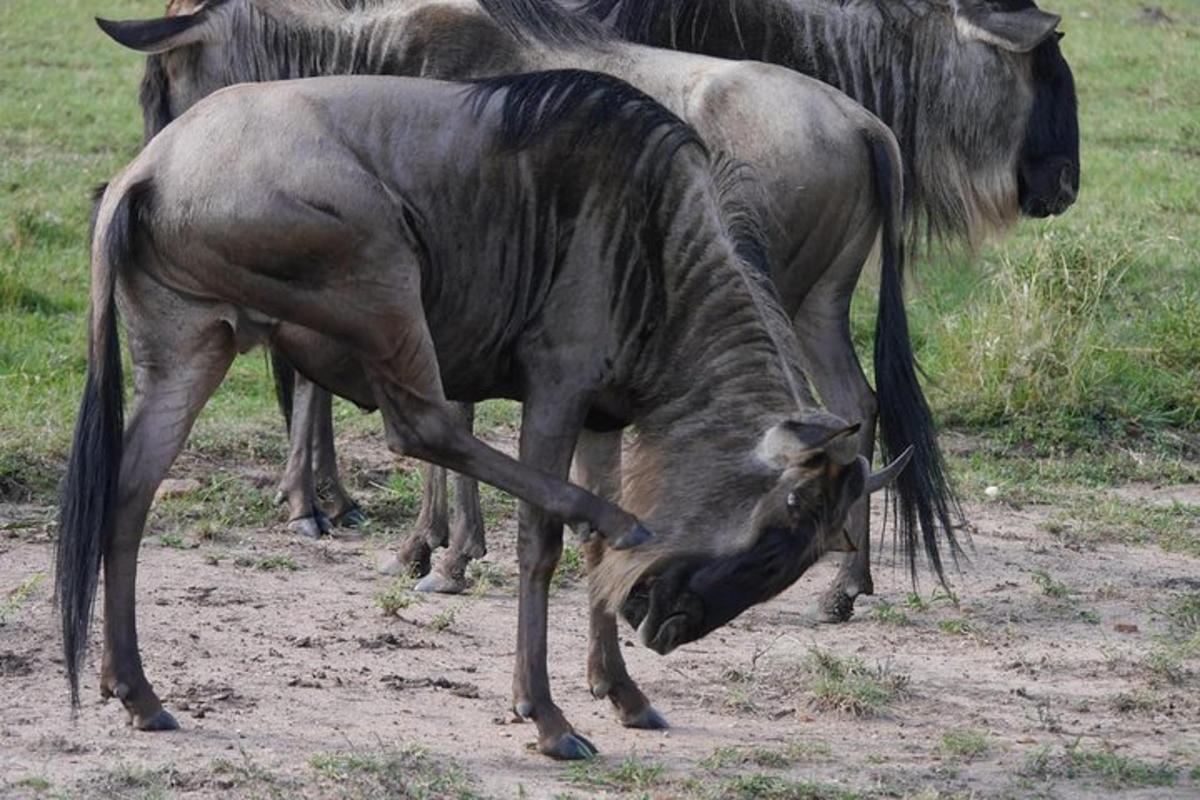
[595,413,911,656]
[951,0,1079,219]
[97,0,521,143]
[96,0,236,141]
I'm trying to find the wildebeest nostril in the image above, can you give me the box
[1059,168,1078,201]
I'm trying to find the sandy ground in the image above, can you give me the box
[1,430,1198,799]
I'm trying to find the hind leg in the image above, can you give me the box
[311,391,365,528]
[416,405,488,594]
[275,375,332,539]
[793,282,878,623]
[100,306,236,729]
[379,462,446,578]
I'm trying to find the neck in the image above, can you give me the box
[762,1,1028,245]
[622,173,812,542]
[596,0,1022,245]
[226,1,425,82]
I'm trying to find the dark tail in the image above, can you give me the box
[270,350,295,433]
[56,182,144,706]
[866,133,964,586]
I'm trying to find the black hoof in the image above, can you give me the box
[542,732,598,760]
[622,705,669,730]
[414,572,466,594]
[612,523,653,551]
[135,708,179,732]
[288,516,325,539]
[335,507,367,528]
[817,588,856,624]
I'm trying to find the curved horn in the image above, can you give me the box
[864,446,915,494]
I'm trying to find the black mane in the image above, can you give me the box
[468,69,771,299]
[583,0,926,42]
[478,0,608,46]
[468,69,702,182]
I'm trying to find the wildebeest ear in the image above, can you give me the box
[953,2,1062,53]
[756,417,860,471]
[96,11,214,54]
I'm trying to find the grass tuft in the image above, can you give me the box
[309,743,480,799]
[565,756,666,792]
[938,729,989,760]
[375,578,420,615]
[802,648,909,717]
[1031,569,1072,599]
[0,572,44,626]
[872,601,911,626]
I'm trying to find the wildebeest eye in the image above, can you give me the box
[786,490,800,509]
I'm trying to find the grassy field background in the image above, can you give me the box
[1,0,1198,501]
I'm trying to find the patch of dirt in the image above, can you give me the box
[381,674,482,699]
[168,682,257,720]
[1,433,1198,798]
[0,651,35,678]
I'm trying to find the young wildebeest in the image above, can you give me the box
[98,0,958,628]
[58,71,912,759]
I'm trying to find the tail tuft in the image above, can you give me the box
[866,133,965,586]
[55,181,145,706]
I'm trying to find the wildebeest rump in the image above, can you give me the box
[99,0,958,632]
[58,72,910,758]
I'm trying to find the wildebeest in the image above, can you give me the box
[58,70,912,758]
[98,0,959,629]
[578,0,1080,616]
[583,0,1081,242]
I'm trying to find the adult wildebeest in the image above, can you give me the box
[58,70,912,758]
[98,0,959,629]
[582,0,1081,242]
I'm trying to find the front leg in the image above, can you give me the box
[511,393,598,759]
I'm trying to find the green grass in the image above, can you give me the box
[1023,742,1181,789]
[715,774,861,800]
[551,543,586,589]
[565,756,667,792]
[1041,496,1200,556]
[238,554,300,573]
[0,0,1198,513]
[1031,569,1072,599]
[375,577,420,615]
[938,729,989,760]
[309,744,480,799]
[848,0,1200,450]
[429,606,458,631]
[871,600,911,626]
[701,741,831,771]
[936,618,976,637]
[1063,744,1179,788]
[0,572,44,625]
[802,648,909,717]
[1161,591,1200,640]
